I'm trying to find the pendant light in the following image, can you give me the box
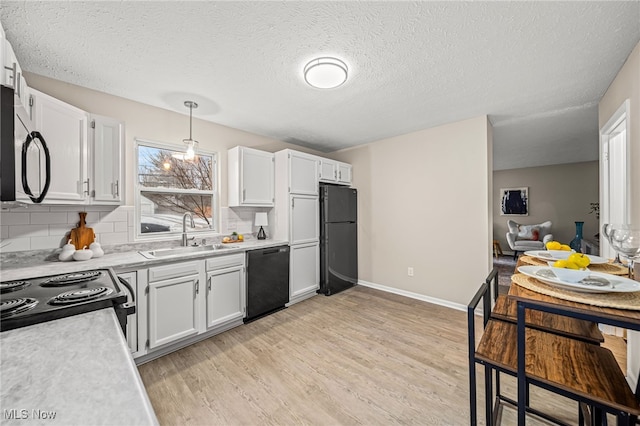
[182,100,198,160]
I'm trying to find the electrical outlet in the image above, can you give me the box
[408,267,414,277]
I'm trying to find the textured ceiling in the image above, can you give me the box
[1,1,639,170]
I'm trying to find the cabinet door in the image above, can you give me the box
[289,151,318,195]
[290,242,319,299]
[290,195,319,244]
[117,272,138,354]
[90,115,124,204]
[337,163,352,185]
[148,274,200,349]
[31,89,88,203]
[206,265,245,329]
[319,159,337,183]
[242,148,274,205]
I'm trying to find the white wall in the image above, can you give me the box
[333,116,493,307]
[493,161,600,253]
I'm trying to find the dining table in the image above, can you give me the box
[507,256,640,424]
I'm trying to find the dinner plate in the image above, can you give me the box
[524,250,608,264]
[517,265,640,293]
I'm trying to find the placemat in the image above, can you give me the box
[511,273,640,311]
[518,255,628,276]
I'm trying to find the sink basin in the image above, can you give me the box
[139,244,239,259]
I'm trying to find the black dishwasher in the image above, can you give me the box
[245,245,290,323]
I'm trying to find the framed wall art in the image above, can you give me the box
[500,187,528,216]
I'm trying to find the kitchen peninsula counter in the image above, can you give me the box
[1,308,158,425]
[0,239,288,281]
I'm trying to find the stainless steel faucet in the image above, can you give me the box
[182,212,195,246]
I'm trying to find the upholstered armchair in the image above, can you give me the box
[506,220,553,259]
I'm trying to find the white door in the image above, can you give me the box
[289,151,318,195]
[206,266,245,329]
[290,194,319,245]
[31,88,88,203]
[91,115,124,204]
[148,274,200,349]
[600,100,630,259]
[290,242,319,299]
[242,148,274,205]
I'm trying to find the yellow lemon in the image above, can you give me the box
[565,261,580,270]
[553,260,568,268]
[568,253,590,268]
[238,234,244,241]
[560,244,571,251]
[546,241,561,250]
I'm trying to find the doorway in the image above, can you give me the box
[600,99,630,259]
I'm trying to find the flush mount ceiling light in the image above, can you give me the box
[180,100,198,161]
[304,57,348,89]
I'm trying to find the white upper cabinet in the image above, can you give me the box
[29,89,124,205]
[290,194,319,245]
[337,162,352,185]
[286,150,318,195]
[228,146,274,207]
[30,88,89,204]
[90,115,124,204]
[318,157,352,186]
[1,39,30,113]
[319,158,338,182]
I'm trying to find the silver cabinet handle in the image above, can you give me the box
[83,179,90,195]
[292,198,295,208]
[338,171,342,180]
[114,180,119,197]
[208,277,212,291]
[242,188,246,201]
[195,279,199,295]
[334,170,337,180]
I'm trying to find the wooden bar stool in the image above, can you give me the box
[493,239,503,258]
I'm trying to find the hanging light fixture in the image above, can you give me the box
[182,100,198,160]
[303,57,348,89]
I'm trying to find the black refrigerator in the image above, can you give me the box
[319,183,358,296]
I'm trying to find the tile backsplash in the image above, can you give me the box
[0,205,269,253]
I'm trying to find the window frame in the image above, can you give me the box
[134,138,219,240]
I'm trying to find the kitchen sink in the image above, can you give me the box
[139,244,239,259]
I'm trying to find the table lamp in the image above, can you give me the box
[255,212,268,240]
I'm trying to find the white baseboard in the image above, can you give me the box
[358,280,467,312]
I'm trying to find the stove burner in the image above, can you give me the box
[0,280,31,294]
[41,271,102,287]
[48,287,113,305]
[1,298,38,318]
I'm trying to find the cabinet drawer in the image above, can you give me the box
[149,261,200,282]
[206,253,245,271]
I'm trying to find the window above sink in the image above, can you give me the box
[135,138,218,239]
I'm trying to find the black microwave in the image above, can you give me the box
[1,84,50,205]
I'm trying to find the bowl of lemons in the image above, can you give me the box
[547,253,591,282]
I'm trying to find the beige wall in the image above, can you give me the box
[24,72,322,207]
[334,116,492,307]
[597,39,640,392]
[598,41,640,226]
[493,161,600,252]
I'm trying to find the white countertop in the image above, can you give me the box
[0,309,158,425]
[0,239,289,281]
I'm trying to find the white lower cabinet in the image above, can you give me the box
[289,242,319,303]
[140,254,246,359]
[205,254,246,329]
[147,261,201,350]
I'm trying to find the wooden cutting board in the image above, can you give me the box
[69,212,95,250]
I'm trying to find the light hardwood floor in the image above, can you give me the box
[137,286,623,425]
